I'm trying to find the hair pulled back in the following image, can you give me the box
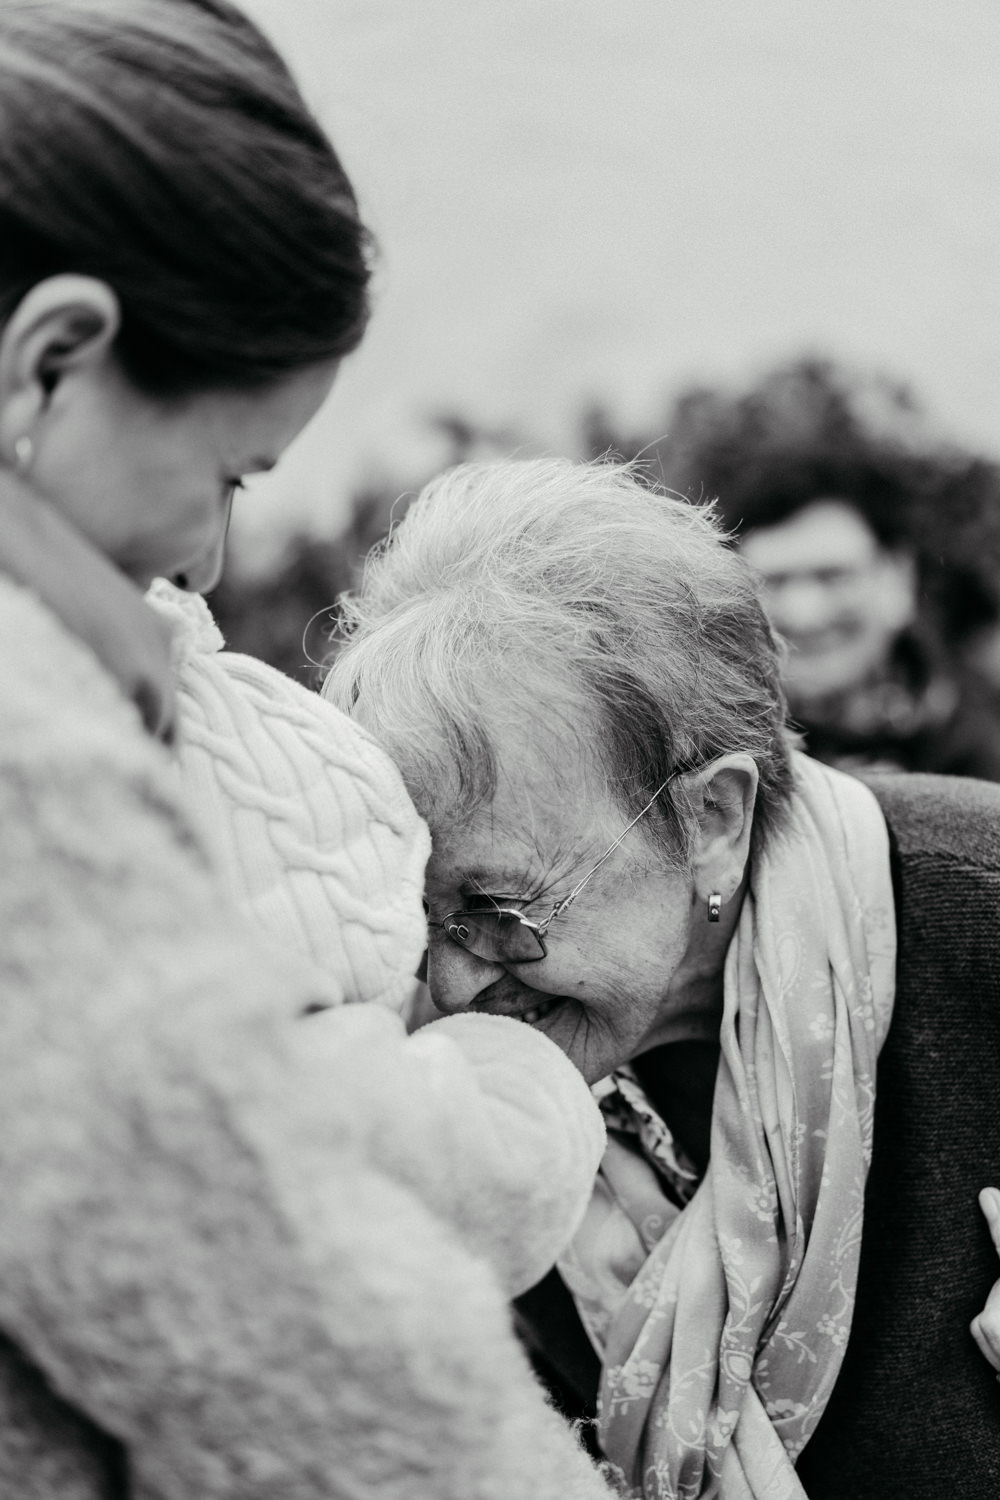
[0,0,372,392]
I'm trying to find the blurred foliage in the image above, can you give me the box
[208,356,1000,680]
[206,412,518,682]
[207,481,406,686]
[581,355,1000,652]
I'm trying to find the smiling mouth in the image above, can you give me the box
[464,975,565,1028]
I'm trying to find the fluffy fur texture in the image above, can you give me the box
[0,574,615,1499]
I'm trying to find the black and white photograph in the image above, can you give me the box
[1,2,999,1496]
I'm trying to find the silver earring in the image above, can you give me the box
[13,434,33,474]
[707,892,722,923]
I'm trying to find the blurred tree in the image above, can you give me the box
[582,355,1000,653]
[207,361,1000,726]
[583,356,1000,778]
[207,480,411,683]
[207,411,526,683]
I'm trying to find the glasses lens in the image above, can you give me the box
[443,910,545,963]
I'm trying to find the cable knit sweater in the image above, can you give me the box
[0,573,615,1500]
[145,579,604,1297]
[148,580,429,1014]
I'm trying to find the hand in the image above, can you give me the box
[0,470,177,743]
[970,1186,1000,1375]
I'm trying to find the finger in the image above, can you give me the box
[979,1187,1000,1257]
[970,1305,1000,1372]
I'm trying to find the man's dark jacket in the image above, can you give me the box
[515,772,1000,1498]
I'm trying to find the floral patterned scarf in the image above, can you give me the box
[559,754,896,1499]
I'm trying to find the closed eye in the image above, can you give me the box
[463,888,548,915]
[423,894,522,919]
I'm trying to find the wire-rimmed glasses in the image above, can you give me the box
[425,772,679,964]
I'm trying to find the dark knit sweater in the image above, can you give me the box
[515,772,1000,1497]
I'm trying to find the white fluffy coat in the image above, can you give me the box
[0,575,614,1499]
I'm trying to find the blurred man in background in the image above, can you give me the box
[587,357,1000,778]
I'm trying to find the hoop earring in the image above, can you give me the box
[707,892,722,923]
[13,434,34,475]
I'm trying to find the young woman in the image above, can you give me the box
[0,6,613,1497]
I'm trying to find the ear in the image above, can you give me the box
[877,547,918,635]
[685,753,759,903]
[0,275,121,467]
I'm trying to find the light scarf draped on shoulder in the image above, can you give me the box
[560,753,896,1500]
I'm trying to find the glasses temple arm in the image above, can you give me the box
[540,773,679,929]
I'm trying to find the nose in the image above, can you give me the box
[174,497,233,594]
[425,935,503,1015]
[766,576,839,637]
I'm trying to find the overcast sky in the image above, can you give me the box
[235,0,1000,548]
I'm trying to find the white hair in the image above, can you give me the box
[324,457,794,856]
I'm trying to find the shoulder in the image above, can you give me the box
[862,772,1000,1018]
[0,576,213,916]
[861,773,1000,1003]
[0,574,110,719]
[861,770,1000,873]
[0,574,162,770]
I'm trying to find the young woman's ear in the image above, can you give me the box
[0,276,121,467]
[686,753,759,904]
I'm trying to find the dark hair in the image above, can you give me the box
[585,356,1000,646]
[707,449,917,552]
[0,0,372,393]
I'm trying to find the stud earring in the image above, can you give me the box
[13,434,33,474]
[707,892,722,923]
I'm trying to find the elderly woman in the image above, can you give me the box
[325,456,1000,1500]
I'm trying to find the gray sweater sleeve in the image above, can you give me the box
[0,590,613,1500]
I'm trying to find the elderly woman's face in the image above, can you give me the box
[422,733,703,1085]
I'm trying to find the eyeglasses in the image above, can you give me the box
[426,773,679,965]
